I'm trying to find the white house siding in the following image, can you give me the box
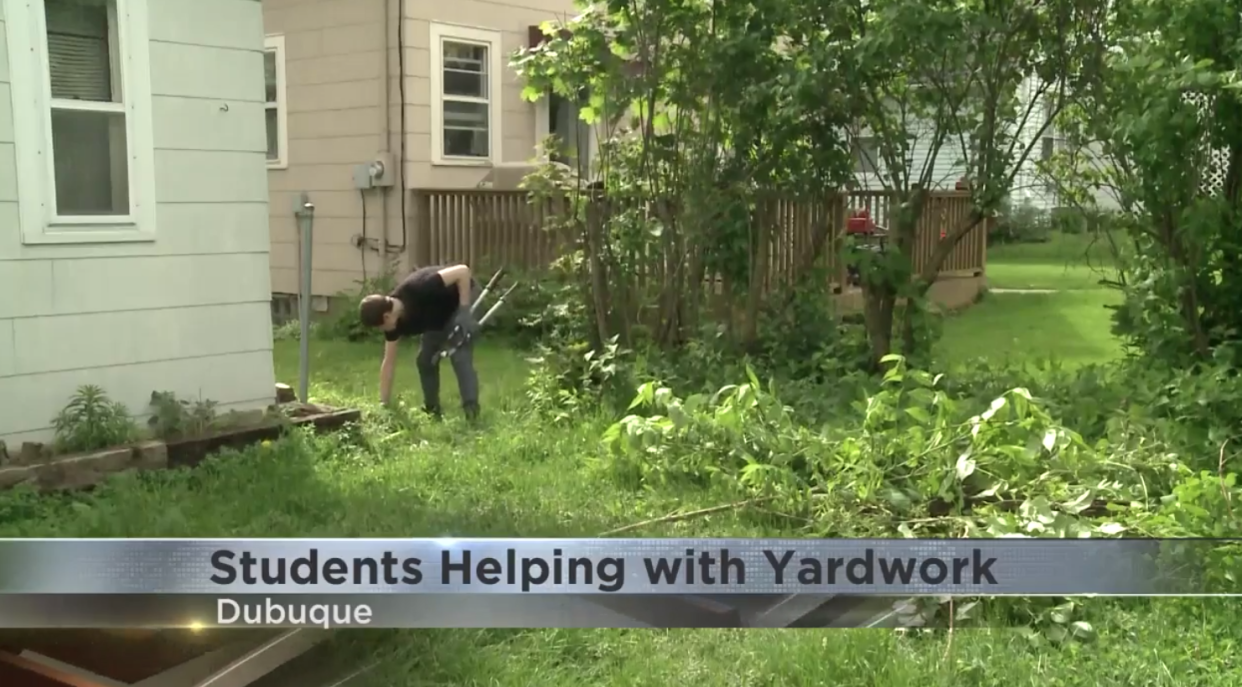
[853,76,1120,212]
[0,0,276,445]
[852,115,969,196]
[1001,77,1121,212]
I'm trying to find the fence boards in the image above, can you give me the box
[410,189,986,292]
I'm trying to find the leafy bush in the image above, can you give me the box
[272,319,311,342]
[52,385,139,454]
[526,335,636,424]
[1049,207,1086,234]
[602,355,1241,601]
[482,267,579,349]
[990,201,1051,244]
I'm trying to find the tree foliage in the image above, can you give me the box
[811,0,1111,360]
[512,0,1242,370]
[513,0,857,352]
[1052,0,1242,363]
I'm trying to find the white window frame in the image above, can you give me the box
[534,91,600,178]
[265,34,289,170]
[853,135,880,174]
[429,23,502,166]
[3,0,158,245]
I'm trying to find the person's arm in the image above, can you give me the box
[379,339,399,405]
[437,264,473,307]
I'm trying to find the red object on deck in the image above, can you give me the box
[846,208,875,234]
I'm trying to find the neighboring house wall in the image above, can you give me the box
[851,122,968,194]
[0,0,275,444]
[405,0,584,188]
[262,0,580,298]
[262,0,404,298]
[851,77,1121,212]
[1006,76,1120,212]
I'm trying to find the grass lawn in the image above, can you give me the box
[937,291,1124,367]
[985,232,1120,291]
[1,337,1236,685]
[1,236,1235,685]
[937,232,1126,367]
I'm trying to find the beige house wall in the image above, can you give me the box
[262,0,402,297]
[400,0,579,188]
[262,0,576,298]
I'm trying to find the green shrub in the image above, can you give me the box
[1049,206,1087,234]
[272,319,308,342]
[602,355,1241,603]
[990,201,1051,244]
[479,268,576,348]
[147,391,221,441]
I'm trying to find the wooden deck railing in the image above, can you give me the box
[409,188,986,291]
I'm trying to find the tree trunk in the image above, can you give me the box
[863,285,896,368]
[894,195,921,357]
[583,205,611,348]
[1159,213,1210,358]
[1178,283,1210,357]
[683,246,706,341]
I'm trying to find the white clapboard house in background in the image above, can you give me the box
[848,77,1124,216]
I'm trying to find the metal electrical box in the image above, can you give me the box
[370,152,397,186]
[353,152,397,189]
[351,164,374,190]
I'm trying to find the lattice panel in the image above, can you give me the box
[1183,91,1231,196]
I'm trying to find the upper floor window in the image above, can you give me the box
[430,23,501,165]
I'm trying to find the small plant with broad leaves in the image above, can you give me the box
[52,385,139,454]
[272,319,307,342]
[526,335,633,424]
[147,391,220,441]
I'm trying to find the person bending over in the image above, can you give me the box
[358,264,481,420]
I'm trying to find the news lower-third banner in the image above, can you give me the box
[0,538,1233,628]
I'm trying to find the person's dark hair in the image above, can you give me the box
[359,294,393,328]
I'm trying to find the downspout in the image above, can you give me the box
[377,0,393,267]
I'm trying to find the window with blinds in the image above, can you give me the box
[43,0,129,216]
[45,0,116,102]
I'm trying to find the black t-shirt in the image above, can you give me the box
[384,266,460,341]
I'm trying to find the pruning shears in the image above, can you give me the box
[436,267,519,361]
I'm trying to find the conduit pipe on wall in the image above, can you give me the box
[393,0,409,256]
